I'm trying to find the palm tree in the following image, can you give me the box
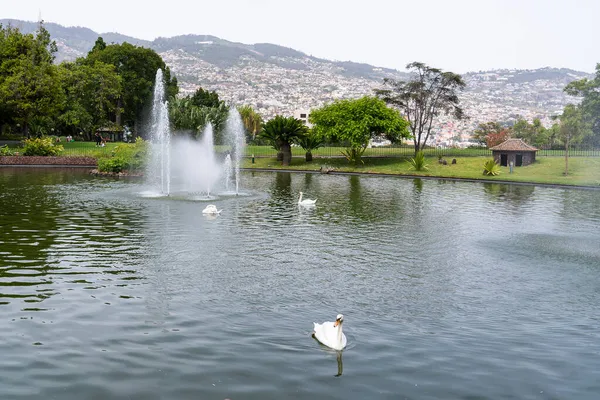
[237,105,263,142]
[260,116,308,166]
[297,132,325,162]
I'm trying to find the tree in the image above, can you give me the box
[0,22,64,137]
[473,121,511,146]
[558,104,591,175]
[564,63,600,148]
[168,96,230,142]
[297,132,325,162]
[512,118,547,147]
[237,105,263,142]
[190,87,222,108]
[260,116,308,166]
[486,129,512,148]
[57,60,122,139]
[375,61,466,155]
[309,96,409,163]
[86,41,178,132]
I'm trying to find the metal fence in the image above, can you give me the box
[238,145,600,159]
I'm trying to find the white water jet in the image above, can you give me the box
[147,69,171,195]
[144,72,246,198]
[224,108,246,195]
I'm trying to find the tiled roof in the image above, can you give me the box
[490,138,538,151]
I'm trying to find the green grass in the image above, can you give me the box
[59,141,119,157]
[242,156,600,187]
[22,141,600,187]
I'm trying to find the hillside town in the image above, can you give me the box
[161,49,586,147]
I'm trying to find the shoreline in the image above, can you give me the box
[2,158,599,190]
[242,167,600,191]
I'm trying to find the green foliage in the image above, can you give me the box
[237,105,263,142]
[375,62,466,154]
[297,133,325,161]
[564,63,600,147]
[190,87,222,108]
[341,146,367,164]
[309,96,410,163]
[22,137,63,156]
[260,115,308,166]
[57,60,122,139]
[97,137,148,173]
[0,22,64,136]
[409,151,429,171]
[86,41,178,129]
[168,97,230,142]
[0,144,15,155]
[512,118,548,147]
[557,104,592,175]
[483,159,500,176]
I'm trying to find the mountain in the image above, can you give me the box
[1,19,591,138]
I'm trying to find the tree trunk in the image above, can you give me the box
[305,151,313,162]
[281,142,292,166]
[276,151,283,162]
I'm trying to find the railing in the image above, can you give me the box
[4,140,600,158]
[236,145,600,158]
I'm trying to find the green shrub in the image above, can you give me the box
[0,145,16,156]
[22,137,63,156]
[409,151,429,171]
[97,137,148,173]
[483,159,500,176]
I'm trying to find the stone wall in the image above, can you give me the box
[0,156,97,166]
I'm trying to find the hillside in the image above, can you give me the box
[1,19,591,139]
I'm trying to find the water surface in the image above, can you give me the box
[1,167,600,399]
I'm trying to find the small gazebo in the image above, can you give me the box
[490,138,538,167]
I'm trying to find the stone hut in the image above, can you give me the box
[490,138,538,167]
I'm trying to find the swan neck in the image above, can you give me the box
[336,324,343,342]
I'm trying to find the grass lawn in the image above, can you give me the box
[60,141,120,157]
[57,142,600,187]
[242,156,600,187]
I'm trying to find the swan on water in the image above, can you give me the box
[313,314,347,350]
[202,204,222,215]
[298,191,317,206]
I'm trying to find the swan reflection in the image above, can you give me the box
[336,351,343,377]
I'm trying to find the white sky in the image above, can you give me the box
[2,0,599,73]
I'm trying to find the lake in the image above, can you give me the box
[1,167,600,399]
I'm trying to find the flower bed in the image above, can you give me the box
[0,156,97,166]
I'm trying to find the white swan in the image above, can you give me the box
[313,314,347,350]
[298,191,317,206]
[202,204,222,215]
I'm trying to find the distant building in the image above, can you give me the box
[490,138,538,167]
[294,110,312,127]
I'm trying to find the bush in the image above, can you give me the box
[409,151,429,171]
[97,137,148,173]
[483,159,500,176]
[22,137,63,156]
[0,145,16,156]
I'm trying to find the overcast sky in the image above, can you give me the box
[3,0,599,73]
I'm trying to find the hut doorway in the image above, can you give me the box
[500,154,508,167]
[516,154,523,167]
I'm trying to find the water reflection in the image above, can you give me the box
[0,168,146,308]
[483,182,536,206]
[336,351,343,377]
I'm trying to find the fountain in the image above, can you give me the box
[144,69,247,199]
[146,69,171,195]
[224,107,246,195]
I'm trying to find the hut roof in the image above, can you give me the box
[490,138,538,151]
